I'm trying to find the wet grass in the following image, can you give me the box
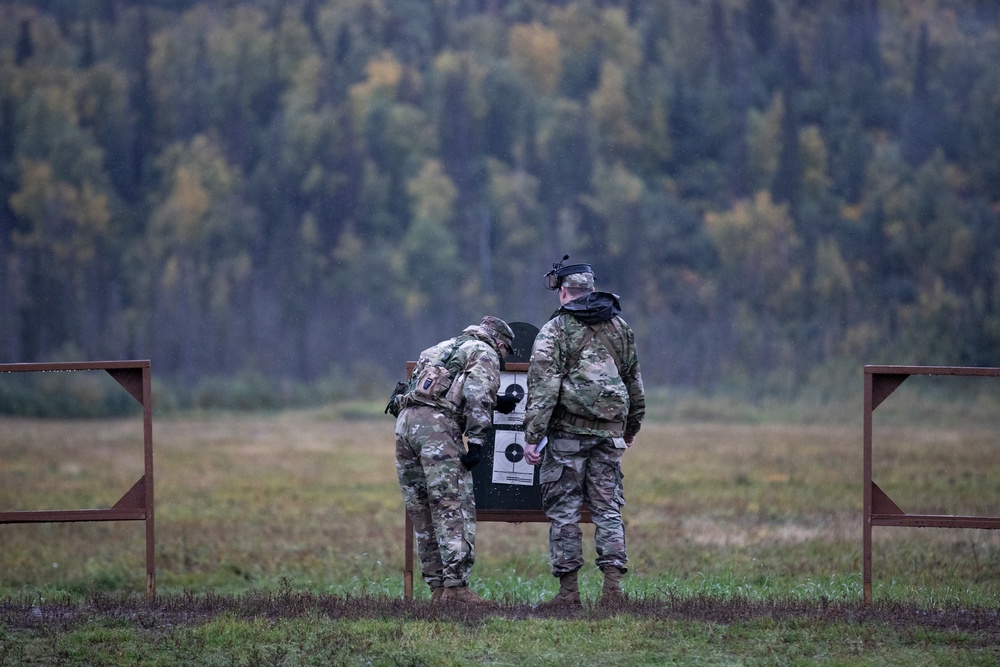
[2,588,998,666]
[3,391,1000,664]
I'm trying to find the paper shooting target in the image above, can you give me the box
[492,371,527,426]
[491,430,534,486]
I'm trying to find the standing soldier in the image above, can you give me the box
[393,316,516,604]
[522,259,645,607]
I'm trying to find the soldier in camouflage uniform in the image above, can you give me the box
[522,262,645,607]
[395,316,515,605]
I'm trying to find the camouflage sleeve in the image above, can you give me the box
[620,318,645,439]
[458,343,501,446]
[522,320,564,445]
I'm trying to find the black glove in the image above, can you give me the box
[460,443,482,469]
[495,394,519,414]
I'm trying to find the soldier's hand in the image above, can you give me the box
[494,394,519,414]
[523,443,541,466]
[460,443,482,469]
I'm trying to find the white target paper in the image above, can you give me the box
[491,430,534,486]
[492,371,527,426]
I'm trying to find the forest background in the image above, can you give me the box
[1,0,999,409]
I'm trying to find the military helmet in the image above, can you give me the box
[479,316,514,350]
[544,254,595,290]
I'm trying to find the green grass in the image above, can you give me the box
[3,590,998,666]
[3,389,1000,664]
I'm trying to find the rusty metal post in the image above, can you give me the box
[404,512,414,600]
[142,363,156,600]
[862,368,873,604]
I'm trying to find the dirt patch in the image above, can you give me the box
[2,591,999,639]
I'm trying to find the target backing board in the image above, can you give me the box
[467,324,544,512]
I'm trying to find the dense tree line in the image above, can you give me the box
[1,0,999,392]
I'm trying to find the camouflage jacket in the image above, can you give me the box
[401,325,502,446]
[522,292,645,444]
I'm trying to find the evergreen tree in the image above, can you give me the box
[900,23,936,166]
[0,0,998,390]
[15,19,34,66]
[747,0,775,56]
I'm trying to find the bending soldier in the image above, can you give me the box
[394,316,515,604]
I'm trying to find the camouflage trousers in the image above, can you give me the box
[395,405,476,589]
[538,433,627,577]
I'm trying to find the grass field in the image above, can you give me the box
[2,383,1000,664]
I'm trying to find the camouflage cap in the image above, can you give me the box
[479,316,514,349]
[561,272,595,290]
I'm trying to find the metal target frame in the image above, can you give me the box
[0,360,156,600]
[863,364,1000,604]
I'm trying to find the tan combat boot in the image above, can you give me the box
[439,584,496,607]
[598,566,625,606]
[430,586,444,601]
[535,570,581,609]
